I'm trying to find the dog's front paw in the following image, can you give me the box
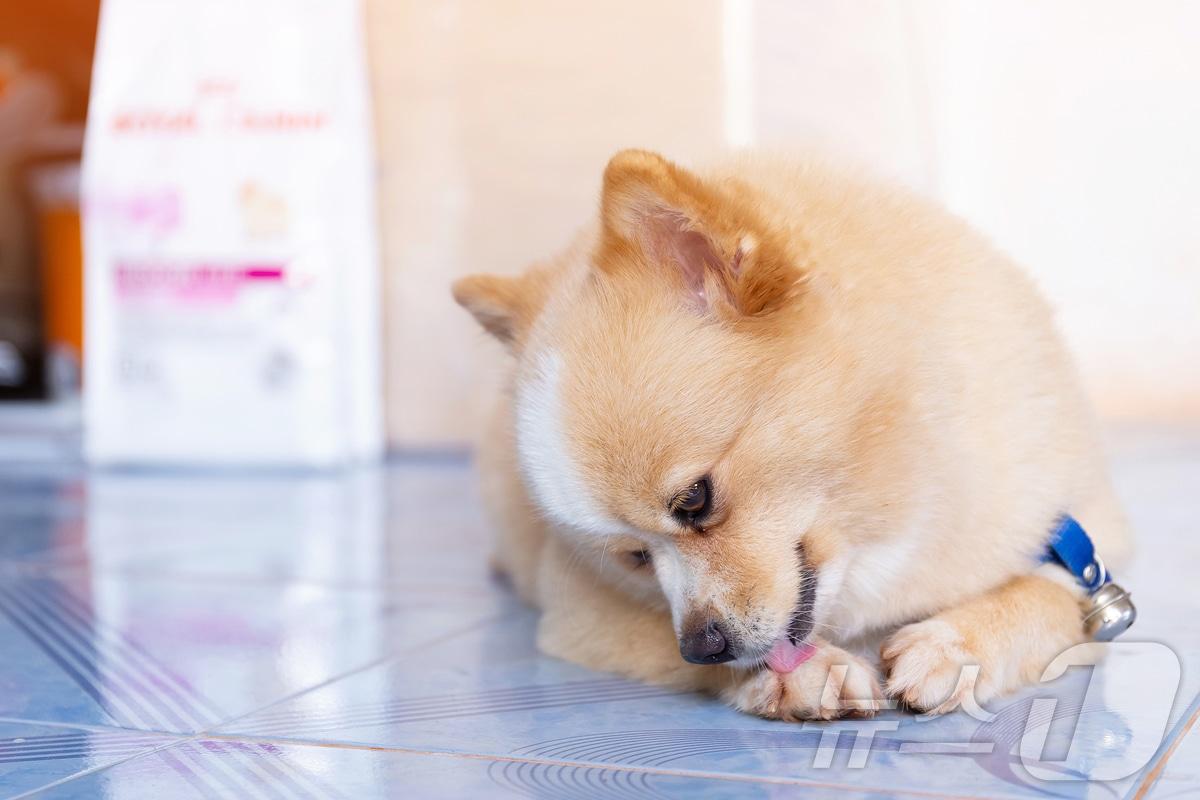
[722,645,883,721]
[881,619,991,714]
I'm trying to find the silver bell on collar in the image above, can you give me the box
[1084,581,1137,641]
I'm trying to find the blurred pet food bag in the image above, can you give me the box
[82,0,382,466]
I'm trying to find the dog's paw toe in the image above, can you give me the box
[881,619,983,714]
[835,657,886,718]
[724,647,883,721]
[723,669,787,719]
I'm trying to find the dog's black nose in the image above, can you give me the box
[679,617,736,664]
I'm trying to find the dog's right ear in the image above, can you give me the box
[599,149,804,318]
[452,271,546,349]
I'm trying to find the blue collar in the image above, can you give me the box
[1042,514,1111,594]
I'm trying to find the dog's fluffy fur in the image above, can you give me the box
[452,150,1132,719]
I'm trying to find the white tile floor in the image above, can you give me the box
[0,427,1197,798]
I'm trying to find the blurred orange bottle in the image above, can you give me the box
[30,162,83,394]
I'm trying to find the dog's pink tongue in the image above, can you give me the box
[765,638,817,674]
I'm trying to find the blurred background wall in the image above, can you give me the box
[3,0,1197,455]
[367,0,1200,449]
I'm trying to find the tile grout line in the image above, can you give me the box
[5,727,337,800]
[0,582,515,798]
[1127,687,1200,800]
[4,693,1000,798]
[0,716,189,737]
[194,731,1011,800]
[0,611,509,798]
[8,736,203,800]
[195,610,514,738]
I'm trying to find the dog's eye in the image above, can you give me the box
[627,549,652,568]
[670,478,711,526]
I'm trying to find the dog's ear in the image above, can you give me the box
[599,149,803,317]
[452,270,548,349]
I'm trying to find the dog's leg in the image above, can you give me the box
[880,571,1086,713]
[535,536,882,718]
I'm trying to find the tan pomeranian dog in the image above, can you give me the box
[452,150,1132,720]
